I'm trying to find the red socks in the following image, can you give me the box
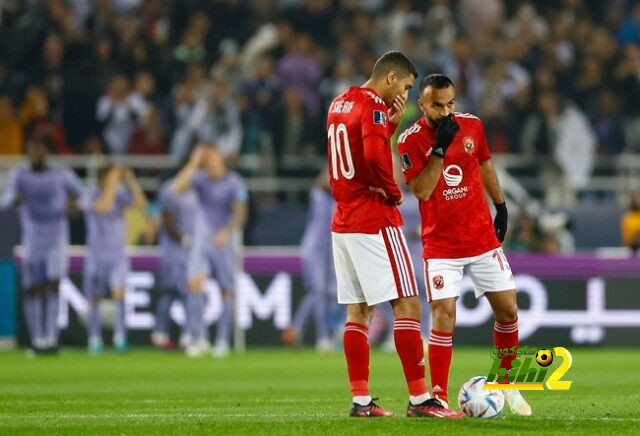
[428,329,453,401]
[343,322,370,396]
[393,318,428,397]
[494,318,518,381]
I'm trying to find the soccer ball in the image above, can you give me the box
[536,349,553,367]
[458,376,504,418]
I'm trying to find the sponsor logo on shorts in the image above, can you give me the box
[463,136,475,153]
[433,275,444,290]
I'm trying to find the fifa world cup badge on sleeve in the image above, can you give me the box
[400,153,412,170]
[373,110,386,126]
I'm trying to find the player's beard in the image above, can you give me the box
[428,115,444,128]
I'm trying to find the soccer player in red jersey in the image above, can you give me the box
[397,74,532,416]
[327,53,464,419]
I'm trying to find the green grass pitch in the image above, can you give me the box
[0,347,638,435]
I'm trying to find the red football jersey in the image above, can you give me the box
[396,113,500,259]
[327,86,403,233]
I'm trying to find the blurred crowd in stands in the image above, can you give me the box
[1,0,640,251]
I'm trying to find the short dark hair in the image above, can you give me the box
[371,51,418,80]
[419,74,454,93]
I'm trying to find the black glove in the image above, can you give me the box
[493,202,508,242]
[432,115,460,158]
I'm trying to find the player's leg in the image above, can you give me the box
[22,258,48,351]
[425,257,465,407]
[428,297,456,402]
[210,246,235,358]
[285,255,332,349]
[84,258,104,354]
[43,279,60,352]
[42,246,66,351]
[356,228,427,404]
[110,258,129,352]
[185,246,209,356]
[152,261,177,348]
[469,248,531,416]
[311,255,333,350]
[332,232,391,417]
[283,290,313,347]
[152,287,175,348]
[185,275,208,356]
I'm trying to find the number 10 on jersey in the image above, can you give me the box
[328,123,355,180]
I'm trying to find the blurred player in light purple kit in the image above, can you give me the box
[81,165,147,354]
[282,169,337,351]
[151,175,203,349]
[0,140,83,353]
[171,145,248,357]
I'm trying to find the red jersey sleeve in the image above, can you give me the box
[363,135,402,202]
[397,128,428,184]
[476,119,491,162]
[361,100,390,141]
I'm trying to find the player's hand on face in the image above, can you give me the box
[389,94,407,124]
[122,166,135,184]
[212,227,232,247]
[432,114,460,158]
[190,146,206,167]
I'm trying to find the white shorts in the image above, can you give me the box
[424,247,515,302]
[332,227,418,306]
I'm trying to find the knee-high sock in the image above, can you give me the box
[215,297,233,345]
[45,291,60,346]
[428,329,453,401]
[114,299,126,338]
[343,322,370,399]
[24,295,44,345]
[88,302,101,339]
[187,292,205,341]
[394,318,428,402]
[494,318,518,381]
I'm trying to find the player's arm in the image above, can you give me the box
[213,186,248,247]
[0,168,23,209]
[162,209,189,246]
[123,167,148,215]
[92,166,121,213]
[480,158,508,242]
[171,146,204,194]
[363,134,403,203]
[480,159,505,205]
[407,115,460,201]
[63,168,84,216]
[408,156,444,201]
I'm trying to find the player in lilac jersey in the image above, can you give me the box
[81,165,147,354]
[172,145,248,357]
[282,169,338,351]
[151,176,203,350]
[0,140,83,353]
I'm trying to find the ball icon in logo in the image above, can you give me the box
[535,349,553,367]
[442,164,463,187]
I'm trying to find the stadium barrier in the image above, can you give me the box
[9,248,640,347]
